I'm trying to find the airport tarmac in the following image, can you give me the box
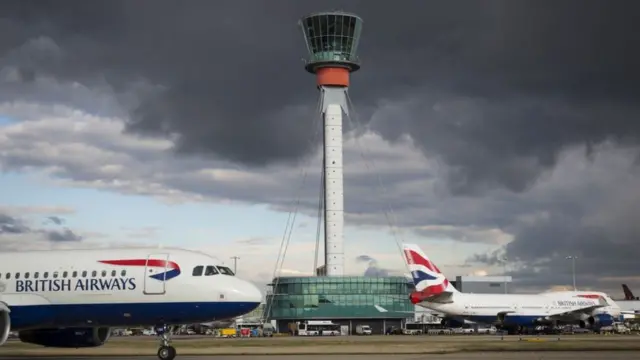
[1,353,639,360]
[102,334,640,342]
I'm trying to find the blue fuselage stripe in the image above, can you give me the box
[9,301,261,330]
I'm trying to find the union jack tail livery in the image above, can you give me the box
[403,243,458,303]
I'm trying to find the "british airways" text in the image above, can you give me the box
[15,278,137,293]
[556,300,595,307]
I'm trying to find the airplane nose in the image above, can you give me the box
[243,280,263,305]
[232,279,262,307]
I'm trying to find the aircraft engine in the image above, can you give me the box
[579,314,614,328]
[0,306,10,346]
[588,314,614,327]
[19,327,111,348]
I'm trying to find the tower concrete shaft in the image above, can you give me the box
[321,88,349,276]
[299,11,363,277]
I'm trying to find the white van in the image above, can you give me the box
[356,325,372,335]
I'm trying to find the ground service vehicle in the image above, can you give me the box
[355,325,372,335]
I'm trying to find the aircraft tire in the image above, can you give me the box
[157,345,176,360]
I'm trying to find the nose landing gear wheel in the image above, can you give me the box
[158,345,176,360]
[155,323,176,360]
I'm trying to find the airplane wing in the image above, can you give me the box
[374,305,448,318]
[374,305,412,313]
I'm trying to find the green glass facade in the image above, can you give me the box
[266,276,413,320]
[299,12,362,70]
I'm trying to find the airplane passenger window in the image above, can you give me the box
[72,271,77,278]
[15,273,20,279]
[82,271,87,277]
[204,266,219,276]
[217,266,234,276]
[91,271,97,277]
[34,272,39,279]
[121,270,126,276]
[43,272,49,278]
[4,273,9,279]
[53,271,58,279]
[101,270,107,277]
[192,266,204,276]
[63,271,68,278]
[24,272,30,279]
[111,270,116,277]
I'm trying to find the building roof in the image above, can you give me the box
[457,275,512,282]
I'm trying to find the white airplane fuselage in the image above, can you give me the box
[0,247,262,337]
[418,290,621,327]
[402,242,621,329]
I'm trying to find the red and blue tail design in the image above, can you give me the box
[403,243,457,297]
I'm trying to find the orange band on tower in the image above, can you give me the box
[316,67,350,87]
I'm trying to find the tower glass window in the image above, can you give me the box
[300,12,363,65]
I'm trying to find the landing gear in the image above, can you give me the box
[158,346,176,360]
[155,324,177,360]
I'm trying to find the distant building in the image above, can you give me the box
[455,275,512,294]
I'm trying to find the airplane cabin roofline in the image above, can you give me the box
[0,246,218,258]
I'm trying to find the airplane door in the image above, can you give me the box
[463,304,471,315]
[144,253,169,295]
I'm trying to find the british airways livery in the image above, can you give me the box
[401,243,622,333]
[0,247,262,360]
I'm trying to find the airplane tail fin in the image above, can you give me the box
[403,243,458,296]
[622,284,636,300]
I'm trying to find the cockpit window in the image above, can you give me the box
[192,266,203,276]
[204,266,218,276]
[217,266,234,276]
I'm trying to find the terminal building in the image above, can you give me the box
[265,274,413,334]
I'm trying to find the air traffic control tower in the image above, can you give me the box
[300,12,362,277]
[266,12,413,333]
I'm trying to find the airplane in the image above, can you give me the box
[0,247,262,360]
[399,243,622,333]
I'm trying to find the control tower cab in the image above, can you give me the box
[299,11,363,88]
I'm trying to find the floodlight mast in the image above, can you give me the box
[299,11,363,277]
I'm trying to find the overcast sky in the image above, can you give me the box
[1,0,639,296]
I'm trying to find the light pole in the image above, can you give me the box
[501,256,508,294]
[230,256,240,274]
[565,255,578,291]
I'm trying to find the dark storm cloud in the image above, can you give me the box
[3,0,640,291]
[46,228,82,242]
[0,213,30,234]
[47,216,64,225]
[0,212,82,243]
[467,156,640,292]
[2,0,640,191]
